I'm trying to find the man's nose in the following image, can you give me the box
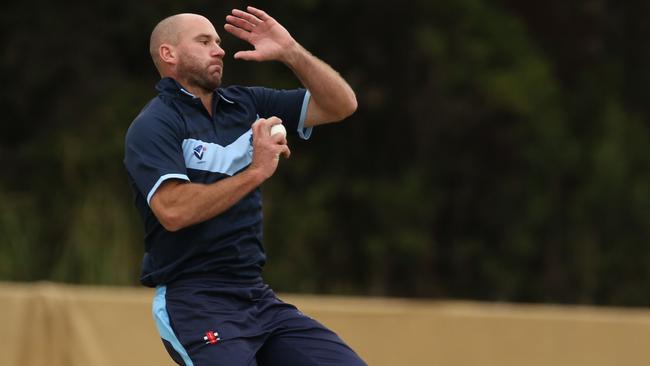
[212,44,225,58]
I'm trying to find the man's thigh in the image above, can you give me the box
[256,314,367,366]
[156,283,266,366]
[161,336,260,366]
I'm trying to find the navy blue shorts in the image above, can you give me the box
[153,278,367,366]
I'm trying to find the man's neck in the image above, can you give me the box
[176,79,214,117]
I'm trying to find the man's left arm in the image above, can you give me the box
[224,6,357,127]
[282,43,357,126]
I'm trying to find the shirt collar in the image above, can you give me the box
[217,92,235,104]
[156,77,236,105]
[155,77,194,99]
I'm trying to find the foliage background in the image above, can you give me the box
[1,0,649,306]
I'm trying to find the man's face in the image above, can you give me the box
[175,17,225,91]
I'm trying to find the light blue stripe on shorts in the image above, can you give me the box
[153,285,194,366]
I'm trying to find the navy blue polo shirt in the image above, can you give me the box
[124,77,312,287]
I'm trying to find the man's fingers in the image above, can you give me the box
[266,116,283,127]
[233,50,260,61]
[252,117,283,136]
[260,117,282,128]
[223,23,251,42]
[246,6,271,21]
[270,133,287,145]
[231,8,263,25]
[279,145,291,159]
[225,15,256,32]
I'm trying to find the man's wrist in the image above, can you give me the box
[242,165,269,186]
[281,42,306,69]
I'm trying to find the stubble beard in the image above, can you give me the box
[178,54,222,92]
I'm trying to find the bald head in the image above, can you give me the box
[149,13,213,75]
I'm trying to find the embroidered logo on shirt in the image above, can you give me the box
[193,145,206,160]
[203,330,221,345]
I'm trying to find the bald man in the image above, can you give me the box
[124,6,364,366]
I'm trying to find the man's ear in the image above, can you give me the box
[159,44,177,65]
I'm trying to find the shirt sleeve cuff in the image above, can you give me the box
[297,90,313,140]
[147,173,190,205]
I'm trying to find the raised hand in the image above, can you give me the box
[224,6,297,62]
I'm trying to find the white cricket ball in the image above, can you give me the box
[270,124,287,138]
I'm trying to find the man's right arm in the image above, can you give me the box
[150,168,264,231]
[149,117,289,232]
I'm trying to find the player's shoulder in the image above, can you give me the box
[126,97,184,140]
[137,95,178,121]
[218,85,297,108]
[217,84,295,101]
[217,85,258,103]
